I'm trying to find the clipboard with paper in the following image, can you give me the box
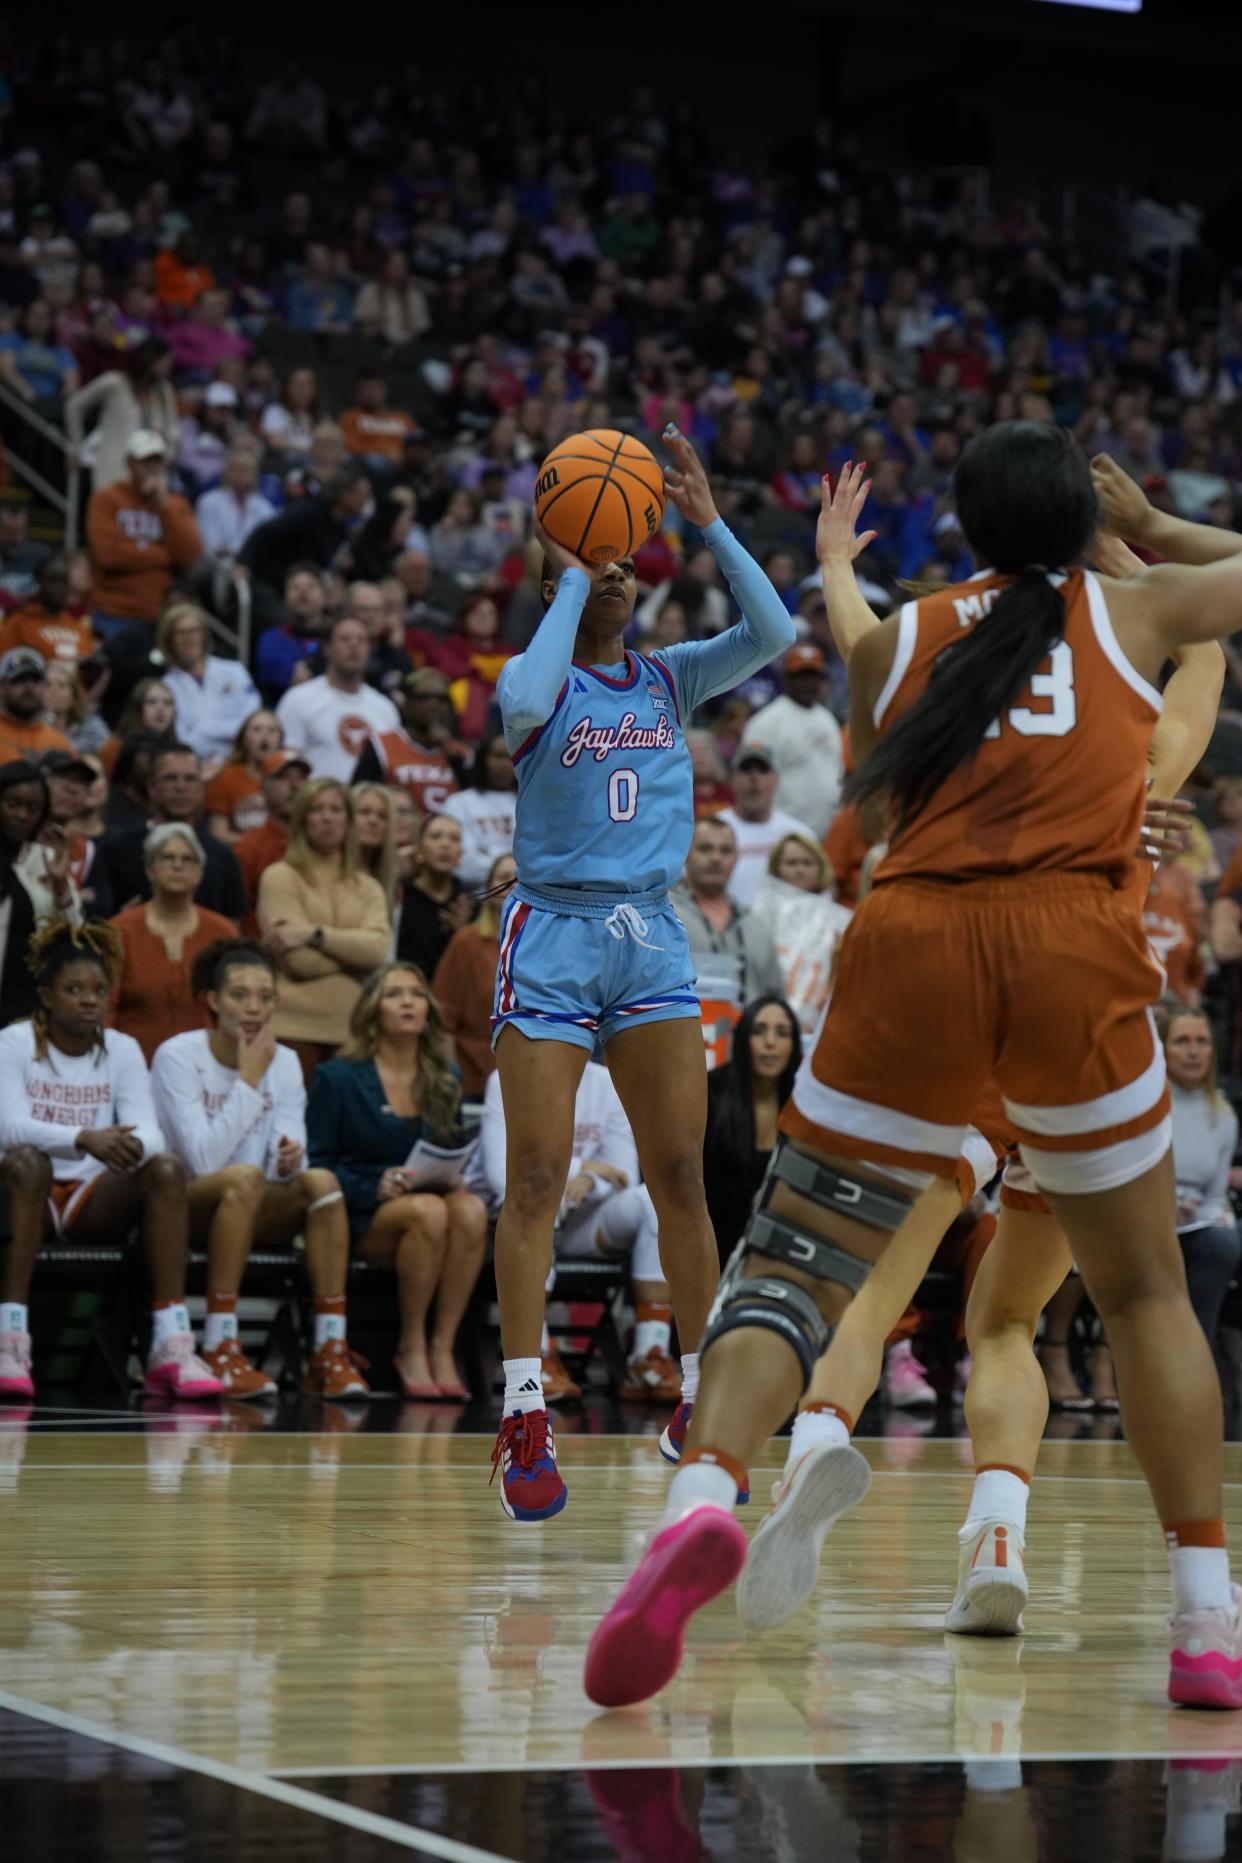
[402,1136,478,1189]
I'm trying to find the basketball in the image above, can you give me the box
[534,429,666,565]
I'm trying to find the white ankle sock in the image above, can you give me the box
[151,1304,190,1347]
[787,1407,851,1467]
[964,1468,1030,1535]
[680,1352,699,1402]
[203,1310,238,1351]
[313,1310,346,1348]
[503,1356,546,1416]
[1,1302,28,1336]
[665,1458,735,1520]
[634,1318,671,1356]
[1169,1544,1233,1615]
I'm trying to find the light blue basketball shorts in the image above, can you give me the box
[491,883,701,1052]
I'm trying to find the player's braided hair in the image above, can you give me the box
[27,917,123,1060]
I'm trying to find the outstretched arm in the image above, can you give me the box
[497,524,592,747]
[654,427,796,712]
[1093,454,1242,567]
[818,462,881,665]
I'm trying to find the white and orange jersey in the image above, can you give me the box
[0,1022,165,1184]
[875,568,1160,886]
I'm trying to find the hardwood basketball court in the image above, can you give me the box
[4,1407,1242,1859]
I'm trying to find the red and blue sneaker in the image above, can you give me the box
[490,1408,567,1521]
[658,1401,749,1505]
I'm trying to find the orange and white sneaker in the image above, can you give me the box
[736,1440,872,1631]
[540,1351,582,1404]
[620,1345,681,1404]
[945,1519,1028,1635]
[303,1339,371,1401]
[201,1339,277,1400]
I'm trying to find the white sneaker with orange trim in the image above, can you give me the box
[945,1519,1028,1635]
[736,1440,871,1632]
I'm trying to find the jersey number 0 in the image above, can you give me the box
[983,640,1077,740]
[608,768,639,821]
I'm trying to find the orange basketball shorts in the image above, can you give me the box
[781,872,1170,1198]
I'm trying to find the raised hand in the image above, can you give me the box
[816,462,878,568]
[238,1025,277,1089]
[661,424,719,531]
[1091,453,1156,546]
[532,515,597,581]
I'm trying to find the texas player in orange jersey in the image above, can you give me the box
[586,421,1242,1714]
[735,489,1227,1641]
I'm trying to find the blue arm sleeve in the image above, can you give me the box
[656,518,797,716]
[497,567,590,750]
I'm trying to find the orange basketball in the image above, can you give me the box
[534,429,666,565]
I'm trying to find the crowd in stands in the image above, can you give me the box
[1,36,1242,1412]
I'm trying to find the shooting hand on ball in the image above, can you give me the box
[662,425,719,530]
[531,515,599,581]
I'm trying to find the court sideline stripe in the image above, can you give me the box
[0,1688,514,1862]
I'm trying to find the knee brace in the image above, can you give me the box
[700,1141,915,1388]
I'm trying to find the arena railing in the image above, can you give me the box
[0,378,80,550]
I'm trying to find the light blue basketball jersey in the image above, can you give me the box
[498,517,797,901]
[509,649,690,894]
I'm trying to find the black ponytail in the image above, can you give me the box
[849,421,1098,830]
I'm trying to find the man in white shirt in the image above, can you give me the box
[195,443,276,560]
[742,644,844,838]
[275,612,400,780]
[717,745,815,908]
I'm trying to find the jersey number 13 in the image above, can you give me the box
[983,640,1077,740]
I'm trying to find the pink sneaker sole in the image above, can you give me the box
[1169,1650,1242,1710]
[585,1506,748,1708]
[143,1365,223,1401]
[0,1375,35,1399]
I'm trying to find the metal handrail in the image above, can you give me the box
[0,380,256,666]
[0,376,79,550]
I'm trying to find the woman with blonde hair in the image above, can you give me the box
[1164,1008,1242,1389]
[156,600,261,769]
[749,831,853,1034]
[43,660,109,757]
[257,778,390,1083]
[432,851,516,1100]
[350,781,401,931]
[307,962,489,1398]
[204,708,284,843]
